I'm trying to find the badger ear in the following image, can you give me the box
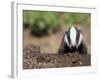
[64,28,69,35]
[65,28,68,32]
[77,27,83,33]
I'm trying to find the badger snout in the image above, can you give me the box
[71,44,76,48]
[68,44,78,52]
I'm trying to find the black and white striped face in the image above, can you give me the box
[64,27,83,49]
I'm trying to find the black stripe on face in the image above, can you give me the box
[65,28,71,45]
[75,27,80,45]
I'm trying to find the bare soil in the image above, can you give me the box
[23,44,90,69]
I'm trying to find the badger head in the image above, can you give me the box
[64,26,83,50]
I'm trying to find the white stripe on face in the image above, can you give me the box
[70,27,77,47]
[64,35,71,48]
[77,33,83,47]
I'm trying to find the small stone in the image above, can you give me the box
[79,61,83,65]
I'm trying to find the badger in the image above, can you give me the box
[58,26,87,55]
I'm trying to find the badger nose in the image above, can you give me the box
[72,46,76,49]
[71,45,76,50]
[71,44,75,48]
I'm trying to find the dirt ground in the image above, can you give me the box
[23,44,91,69]
[23,25,91,69]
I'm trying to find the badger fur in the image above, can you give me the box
[58,26,87,55]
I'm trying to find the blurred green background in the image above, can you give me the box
[23,10,91,37]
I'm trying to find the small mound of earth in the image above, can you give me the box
[23,45,91,69]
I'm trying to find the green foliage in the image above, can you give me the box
[23,10,91,37]
[63,13,91,27]
[23,10,60,36]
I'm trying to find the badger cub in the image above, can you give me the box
[58,26,87,55]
